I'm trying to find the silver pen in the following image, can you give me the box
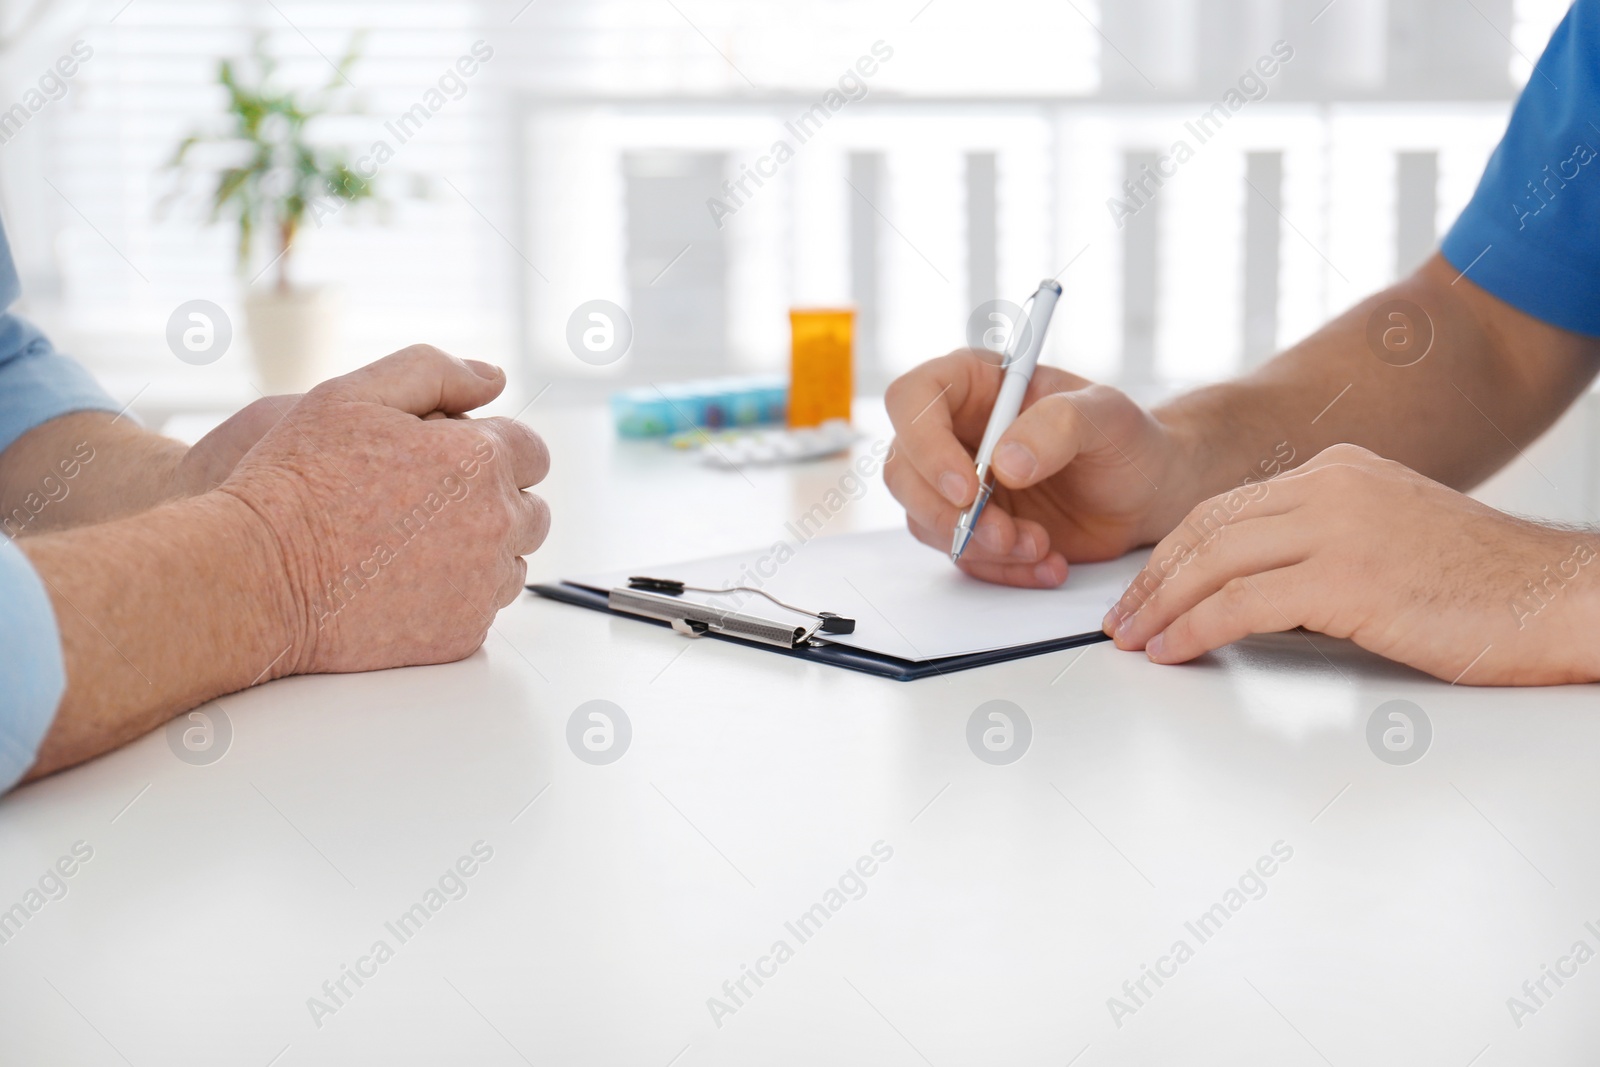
[951,278,1063,562]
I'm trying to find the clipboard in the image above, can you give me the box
[528,579,1110,681]
[526,528,1144,681]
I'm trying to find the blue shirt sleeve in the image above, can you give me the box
[1441,0,1600,336]
[0,537,66,790]
[0,218,120,791]
[0,224,120,454]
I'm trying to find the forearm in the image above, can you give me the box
[0,411,186,536]
[18,491,296,781]
[1153,254,1600,526]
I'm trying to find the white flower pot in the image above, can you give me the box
[244,286,343,393]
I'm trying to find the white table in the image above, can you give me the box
[3,397,1598,1066]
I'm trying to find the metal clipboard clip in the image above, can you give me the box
[607,577,856,650]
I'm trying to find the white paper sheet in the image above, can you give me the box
[573,527,1149,662]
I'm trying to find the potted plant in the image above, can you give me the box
[169,35,376,391]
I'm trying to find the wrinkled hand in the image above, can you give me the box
[171,393,304,496]
[884,350,1183,586]
[1103,444,1600,685]
[174,389,467,498]
[219,345,550,675]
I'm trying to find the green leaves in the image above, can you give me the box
[170,32,374,289]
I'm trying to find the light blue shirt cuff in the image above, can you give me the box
[0,536,65,791]
[0,329,122,456]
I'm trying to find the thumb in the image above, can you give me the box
[990,383,1143,488]
[320,344,505,416]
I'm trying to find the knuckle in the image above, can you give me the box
[507,556,529,590]
[1312,461,1364,490]
[1316,442,1375,465]
[526,492,552,541]
[883,373,912,411]
[495,417,549,470]
[1077,382,1121,407]
[1182,492,1234,538]
[1034,391,1096,446]
[394,342,448,366]
[1039,391,1080,428]
[1217,577,1255,614]
[522,426,551,467]
[1080,383,1140,435]
[304,376,344,401]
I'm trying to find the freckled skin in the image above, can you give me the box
[17,345,550,781]
[222,358,549,674]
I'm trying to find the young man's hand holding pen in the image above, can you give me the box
[882,350,1185,588]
